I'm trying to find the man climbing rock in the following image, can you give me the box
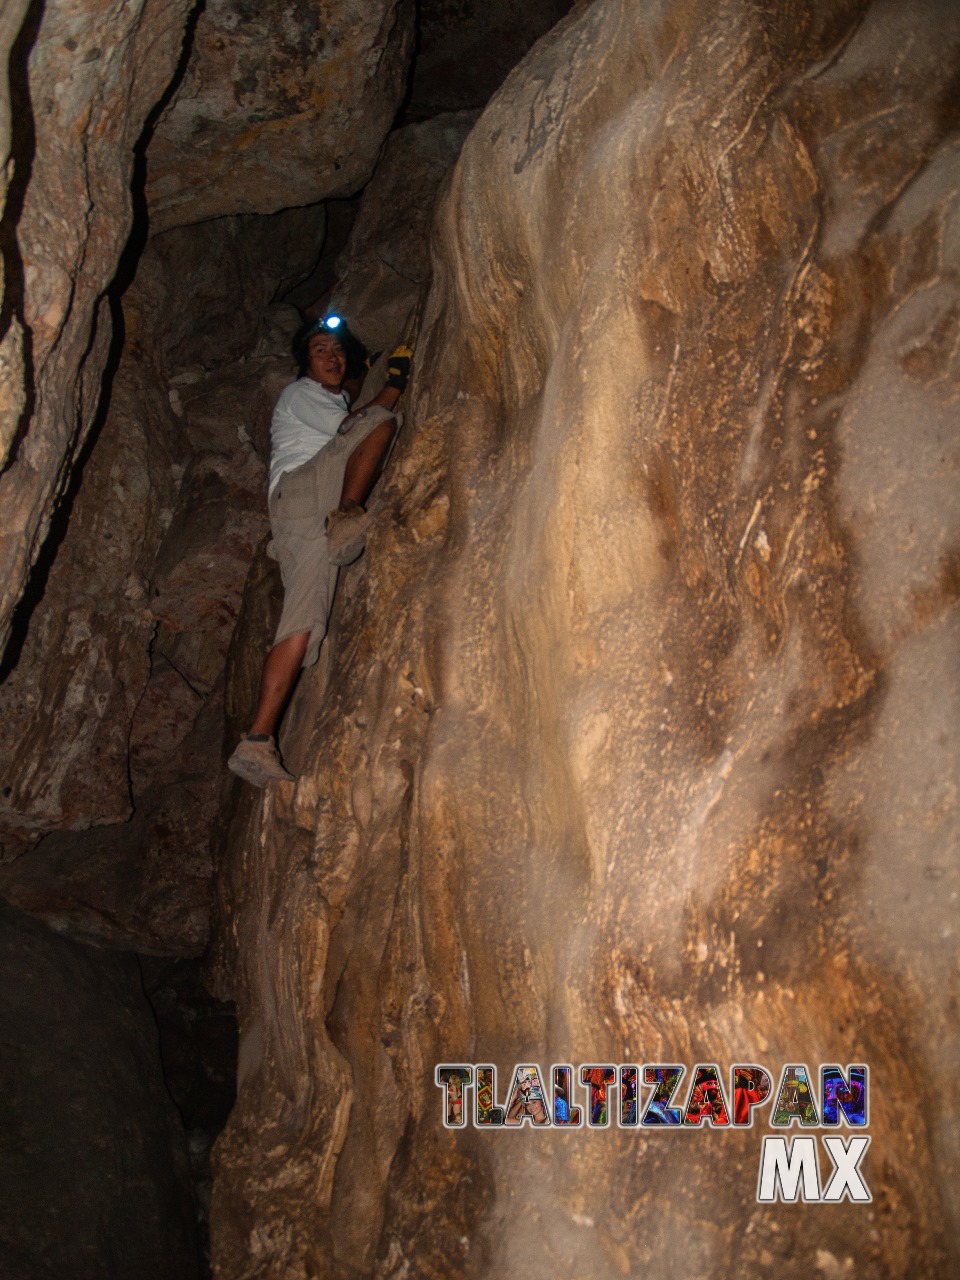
[227,317,412,788]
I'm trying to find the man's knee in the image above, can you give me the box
[355,418,396,454]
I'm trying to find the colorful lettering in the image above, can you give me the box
[504,1064,551,1126]
[435,1065,472,1128]
[772,1064,820,1126]
[821,1065,867,1126]
[641,1065,684,1125]
[580,1066,617,1127]
[682,1063,730,1126]
[475,1065,505,1126]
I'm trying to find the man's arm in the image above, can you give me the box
[354,345,412,415]
[366,383,402,413]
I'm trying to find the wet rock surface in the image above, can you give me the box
[209,1,960,1277]
[0,900,200,1279]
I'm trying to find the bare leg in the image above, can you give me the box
[339,420,396,508]
[250,630,310,736]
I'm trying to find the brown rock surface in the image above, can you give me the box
[211,1,960,1277]
[0,336,286,948]
[146,0,415,232]
[129,205,327,376]
[0,346,185,851]
[0,0,194,656]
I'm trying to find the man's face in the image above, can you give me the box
[306,333,347,389]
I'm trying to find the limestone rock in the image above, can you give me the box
[0,348,185,852]
[0,362,275,947]
[146,0,416,232]
[0,683,225,956]
[331,112,479,352]
[129,206,328,377]
[0,0,32,469]
[176,355,294,463]
[0,0,194,657]
[0,901,200,1278]
[148,446,270,692]
[211,1,960,1276]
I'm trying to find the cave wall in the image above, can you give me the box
[408,0,575,117]
[211,1,960,1277]
[0,0,423,953]
[0,0,195,654]
[0,0,956,1275]
[0,196,333,953]
[146,0,415,231]
[0,0,416,661]
[330,110,478,350]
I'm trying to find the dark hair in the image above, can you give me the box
[292,317,368,380]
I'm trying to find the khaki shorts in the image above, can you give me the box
[269,405,399,666]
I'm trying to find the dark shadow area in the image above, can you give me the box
[112,0,207,301]
[389,0,422,128]
[0,0,44,479]
[0,0,206,684]
[401,0,575,122]
[139,956,238,1280]
[0,901,203,1279]
[278,196,360,315]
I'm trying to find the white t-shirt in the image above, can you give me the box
[268,378,351,497]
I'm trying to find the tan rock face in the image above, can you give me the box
[146,0,415,232]
[211,1,960,1276]
[0,0,195,657]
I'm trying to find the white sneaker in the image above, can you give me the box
[227,735,295,787]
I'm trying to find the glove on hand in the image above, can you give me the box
[385,345,413,393]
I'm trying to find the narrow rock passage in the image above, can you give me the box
[0,1,508,1272]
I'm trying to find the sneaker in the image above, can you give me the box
[227,734,295,787]
[325,503,373,567]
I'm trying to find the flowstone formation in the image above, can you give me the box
[211,1,960,1277]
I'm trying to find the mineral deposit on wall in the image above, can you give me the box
[211,1,960,1277]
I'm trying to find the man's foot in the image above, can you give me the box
[227,734,296,787]
[326,502,373,567]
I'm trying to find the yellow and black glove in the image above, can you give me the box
[385,344,413,393]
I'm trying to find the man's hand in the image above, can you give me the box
[385,345,413,394]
